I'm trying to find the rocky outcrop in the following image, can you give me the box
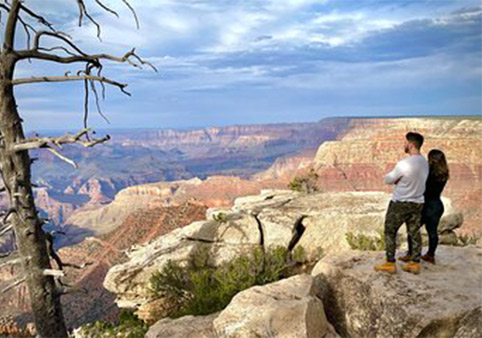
[145,274,338,338]
[104,189,461,314]
[311,246,482,338]
[252,149,316,181]
[213,274,336,338]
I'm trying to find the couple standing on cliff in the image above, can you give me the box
[374,132,450,274]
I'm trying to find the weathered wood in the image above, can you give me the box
[0,1,151,335]
[0,2,68,337]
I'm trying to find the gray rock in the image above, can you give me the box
[311,246,482,338]
[145,313,218,338]
[213,274,335,338]
[438,212,464,233]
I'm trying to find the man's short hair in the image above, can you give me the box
[405,132,424,149]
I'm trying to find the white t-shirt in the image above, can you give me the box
[384,154,429,203]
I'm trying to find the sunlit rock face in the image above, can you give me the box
[311,246,482,338]
[309,117,482,235]
[103,189,460,316]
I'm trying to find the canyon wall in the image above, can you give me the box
[258,117,481,235]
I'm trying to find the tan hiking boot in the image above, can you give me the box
[421,254,435,264]
[402,261,421,274]
[399,253,412,262]
[374,261,397,273]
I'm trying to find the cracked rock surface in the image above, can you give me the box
[104,189,461,315]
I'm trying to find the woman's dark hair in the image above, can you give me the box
[428,149,449,182]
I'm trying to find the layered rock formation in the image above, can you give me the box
[65,176,285,236]
[103,189,461,317]
[265,117,482,235]
[21,117,350,234]
[111,119,350,156]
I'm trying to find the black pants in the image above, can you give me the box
[407,199,444,256]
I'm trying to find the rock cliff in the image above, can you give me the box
[144,245,481,338]
[311,246,482,337]
[103,189,461,317]
[65,176,285,236]
[307,117,481,235]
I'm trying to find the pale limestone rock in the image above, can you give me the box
[311,246,482,338]
[103,211,262,310]
[213,274,333,338]
[104,189,461,313]
[438,212,464,233]
[145,313,218,338]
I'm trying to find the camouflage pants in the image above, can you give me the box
[384,201,424,262]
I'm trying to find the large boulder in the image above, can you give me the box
[145,313,218,338]
[213,274,337,338]
[311,246,482,338]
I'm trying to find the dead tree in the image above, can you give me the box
[0,1,155,337]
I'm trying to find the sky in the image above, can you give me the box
[6,0,482,131]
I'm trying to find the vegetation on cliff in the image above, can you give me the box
[289,168,320,193]
[149,245,309,319]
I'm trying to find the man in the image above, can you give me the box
[374,132,429,274]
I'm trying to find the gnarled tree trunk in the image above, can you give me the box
[0,53,68,337]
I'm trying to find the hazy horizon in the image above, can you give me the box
[27,113,481,134]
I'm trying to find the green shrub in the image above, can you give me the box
[150,245,295,318]
[292,246,307,263]
[346,229,385,251]
[289,168,319,193]
[71,310,148,338]
[212,212,228,223]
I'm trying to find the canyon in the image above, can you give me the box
[0,116,480,334]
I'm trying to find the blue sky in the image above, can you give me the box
[10,0,482,131]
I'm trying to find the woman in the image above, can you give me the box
[400,149,450,264]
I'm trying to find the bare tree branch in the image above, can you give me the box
[11,75,130,95]
[121,0,140,29]
[47,147,77,168]
[76,0,102,39]
[38,46,78,57]
[0,224,13,237]
[94,0,119,18]
[18,3,55,31]
[0,257,21,269]
[13,128,110,152]
[1,277,25,293]
[32,30,86,56]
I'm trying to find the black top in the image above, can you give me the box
[424,174,447,201]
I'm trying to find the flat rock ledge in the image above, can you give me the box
[145,246,480,338]
[103,189,462,314]
[311,245,482,338]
